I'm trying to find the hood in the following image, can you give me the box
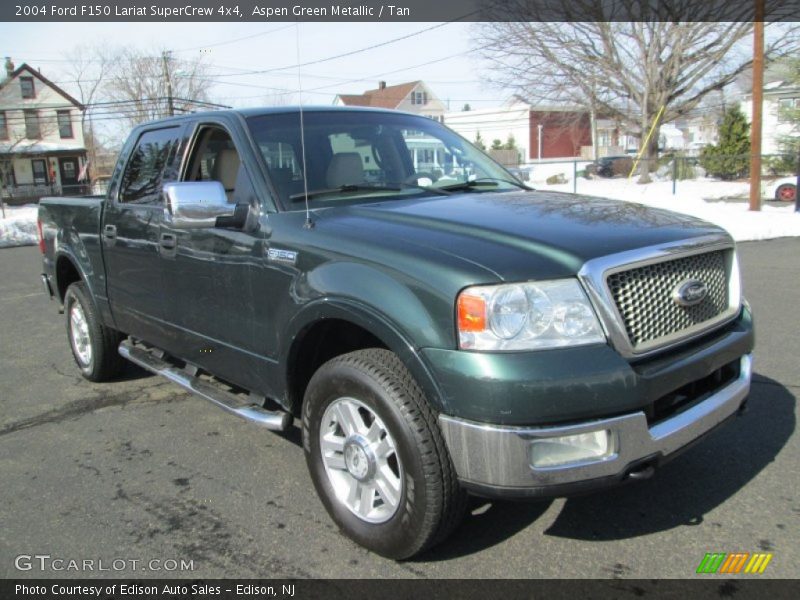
[313,190,727,283]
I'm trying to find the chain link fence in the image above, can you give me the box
[520,153,798,202]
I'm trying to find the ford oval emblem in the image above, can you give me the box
[673,279,708,307]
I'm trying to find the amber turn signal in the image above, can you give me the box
[457,294,487,332]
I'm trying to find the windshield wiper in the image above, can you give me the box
[438,177,533,192]
[289,181,451,203]
[289,184,402,203]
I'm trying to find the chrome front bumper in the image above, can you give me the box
[438,354,752,495]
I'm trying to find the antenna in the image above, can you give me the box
[295,21,313,230]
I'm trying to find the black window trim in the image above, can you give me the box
[0,110,8,140]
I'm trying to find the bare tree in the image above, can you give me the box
[476,0,800,182]
[104,48,211,127]
[62,45,116,182]
[262,90,299,107]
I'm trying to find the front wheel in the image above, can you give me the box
[64,281,124,382]
[302,349,466,559]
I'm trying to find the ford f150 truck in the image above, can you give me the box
[38,107,754,559]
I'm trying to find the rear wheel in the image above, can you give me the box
[302,349,466,559]
[64,281,124,382]
[775,183,796,203]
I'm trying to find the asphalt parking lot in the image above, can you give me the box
[0,240,797,579]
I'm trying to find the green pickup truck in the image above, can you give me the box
[38,106,754,559]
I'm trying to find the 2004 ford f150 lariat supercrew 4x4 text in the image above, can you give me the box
[38,107,754,559]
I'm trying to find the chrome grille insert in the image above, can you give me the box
[577,235,741,360]
[607,250,729,349]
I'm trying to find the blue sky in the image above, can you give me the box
[0,21,501,110]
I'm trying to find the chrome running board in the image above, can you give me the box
[119,339,292,431]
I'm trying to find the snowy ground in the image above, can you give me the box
[1,179,798,248]
[543,177,800,242]
[0,204,38,248]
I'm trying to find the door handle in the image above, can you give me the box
[159,233,177,249]
[103,224,117,239]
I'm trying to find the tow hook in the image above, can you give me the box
[626,462,656,481]
[737,398,749,416]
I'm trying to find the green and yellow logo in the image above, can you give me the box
[696,552,773,574]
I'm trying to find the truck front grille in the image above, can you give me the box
[606,250,729,350]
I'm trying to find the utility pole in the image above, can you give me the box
[749,0,765,212]
[537,123,543,161]
[161,50,174,117]
[590,78,598,161]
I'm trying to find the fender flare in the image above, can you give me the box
[53,248,94,302]
[281,297,450,416]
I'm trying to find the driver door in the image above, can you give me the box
[158,120,266,392]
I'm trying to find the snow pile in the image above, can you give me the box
[0,204,39,248]
[546,178,800,242]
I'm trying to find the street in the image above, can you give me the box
[0,240,797,578]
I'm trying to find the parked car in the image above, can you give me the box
[506,165,532,183]
[37,106,753,559]
[766,176,797,203]
[593,155,634,177]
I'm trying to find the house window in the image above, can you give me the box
[0,111,7,139]
[24,110,41,139]
[57,111,74,138]
[778,98,798,123]
[412,91,428,106]
[0,160,15,187]
[31,159,48,185]
[20,76,35,99]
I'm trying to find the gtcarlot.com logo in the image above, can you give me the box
[14,554,194,572]
[696,552,773,574]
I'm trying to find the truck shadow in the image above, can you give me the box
[420,373,794,559]
[115,361,156,382]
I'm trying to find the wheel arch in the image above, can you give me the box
[54,251,88,304]
[281,299,449,418]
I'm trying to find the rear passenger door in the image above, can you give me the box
[103,125,183,347]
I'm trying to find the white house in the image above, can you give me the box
[334,81,446,122]
[444,104,532,161]
[0,58,88,201]
[740,79,800,155]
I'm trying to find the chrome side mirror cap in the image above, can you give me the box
[163,181,233,229]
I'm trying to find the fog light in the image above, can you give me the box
[530,430,613,468]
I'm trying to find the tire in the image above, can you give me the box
[302,349,467,559]
[775,183,796,203]
[64,281,124,382]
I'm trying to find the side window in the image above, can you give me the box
[119,127,181,205]
[184,126,243,203]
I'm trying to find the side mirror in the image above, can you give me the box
[163,181,233,229]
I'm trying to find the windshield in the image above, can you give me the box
[246,110,522,209]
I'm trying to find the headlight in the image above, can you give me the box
[457,279,605,351]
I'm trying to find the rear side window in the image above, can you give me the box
[119,127,182,205]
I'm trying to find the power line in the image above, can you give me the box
[207,19,469,78]
[172,23,296,52]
